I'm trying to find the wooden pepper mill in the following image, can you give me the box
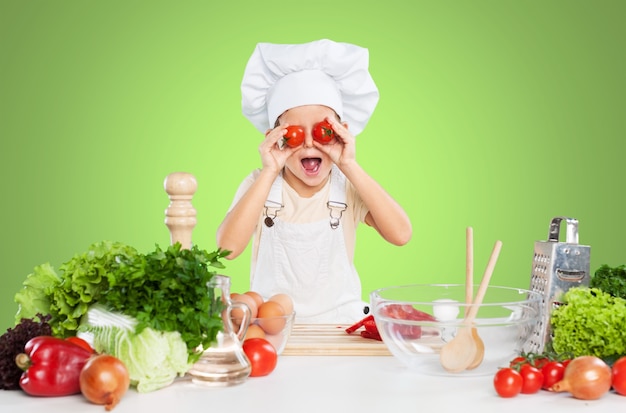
[164,172,197,250]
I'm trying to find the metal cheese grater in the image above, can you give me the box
[524,216,591,354]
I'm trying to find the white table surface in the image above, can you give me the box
[2,355,623,413]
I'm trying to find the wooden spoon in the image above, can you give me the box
[439,239,502,373]
[465,227,485,370]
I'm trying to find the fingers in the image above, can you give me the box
[258,125,296,170]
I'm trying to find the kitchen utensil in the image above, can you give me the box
[524,216,591,354]
[465,227,485,370]
[371,283,541,376]
[282,324,391,356]
[439,240,502,373]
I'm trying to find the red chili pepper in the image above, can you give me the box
[345,315,374,334]
[360,330,382,340]
[346,315,383,341]
[15,336,93,397]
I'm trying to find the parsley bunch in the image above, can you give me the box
[101,243,230,357]
[590,264,626,299]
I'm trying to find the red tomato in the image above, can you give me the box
[312,120,336,144]
[612,356,626,396]
[283,126,305,148]
[520,364,544,394]
[242,338,278,377]
[66,336,95,353]
[531,357,549,369]
[509,356,529,369]
[494,367,523,398]
[541,361,565,390]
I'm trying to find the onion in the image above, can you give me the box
[79,354,130,411]
[551,355,612,400]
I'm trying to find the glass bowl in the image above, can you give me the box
[370,284,542,376]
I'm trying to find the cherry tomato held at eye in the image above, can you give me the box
[519,364,544,394]
[493,367,523,398]
[242,338,278,377]
[612,356,626,396]
[312,120,336,144]
[283,125,305,148]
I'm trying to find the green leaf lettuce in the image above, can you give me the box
[551,287,626,361]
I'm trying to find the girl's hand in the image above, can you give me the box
[314,116,356,167]
[259,124,299,173]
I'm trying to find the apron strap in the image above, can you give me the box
[328,165,347,229]
[263,172,283,227]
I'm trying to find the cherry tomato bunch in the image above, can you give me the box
[494,352,626,399]
[493,352,571,398]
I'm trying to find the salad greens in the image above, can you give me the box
[550,287,626,362]
[13,240,230,391]
[15,241,140,336]
[590,264,626,299]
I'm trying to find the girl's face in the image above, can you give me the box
[278,105,339,196]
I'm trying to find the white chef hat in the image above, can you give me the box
[241,39,379,136]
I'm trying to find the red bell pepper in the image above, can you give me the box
[15,336,93,397]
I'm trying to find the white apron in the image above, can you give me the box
[251,166,367,324]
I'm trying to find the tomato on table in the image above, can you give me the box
[509,356,529,369]
[541,361,565,390]
[519,364,543,394]
[612,356,626,396]
[242,338,278,377]
[283,125,305,148]
[312,120,336,144]
[493,367,523,398]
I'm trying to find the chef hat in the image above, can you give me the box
[241,39,379,136]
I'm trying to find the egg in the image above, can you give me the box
[244,291,265,309]
[268,293,294,316]
[432,299,460,321]
[244,324,266,340]
[257,300,286,335]
[231,292,259,325]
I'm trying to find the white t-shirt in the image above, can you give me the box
[228,168,369,281]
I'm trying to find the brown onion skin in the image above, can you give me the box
[551,356,612,400]
[79,354,130,411]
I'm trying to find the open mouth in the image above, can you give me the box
[301,157,321,175]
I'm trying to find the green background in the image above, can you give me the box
[1,0,624,332]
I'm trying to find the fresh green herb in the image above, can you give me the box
[590,264,626,299]
[550,287,626,362]
[99,243,229,357]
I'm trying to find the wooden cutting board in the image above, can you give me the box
[282,324,391,356]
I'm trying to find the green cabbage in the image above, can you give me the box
[78,304,192,393]
[550,287,626,362]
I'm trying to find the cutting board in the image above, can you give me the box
[282,324,391,356]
